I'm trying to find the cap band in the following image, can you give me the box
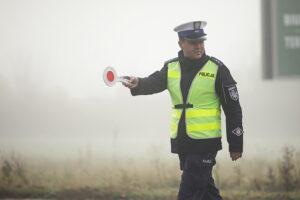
[178,29,205,37]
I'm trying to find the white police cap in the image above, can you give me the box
[174,21,207,42]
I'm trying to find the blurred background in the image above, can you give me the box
[1,0,299,159]
[0,0,299,198]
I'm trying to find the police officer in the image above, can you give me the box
[123,21,243,200]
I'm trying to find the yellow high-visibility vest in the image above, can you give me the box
[167,60,221,139]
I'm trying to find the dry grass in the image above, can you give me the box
[0,147,299,199]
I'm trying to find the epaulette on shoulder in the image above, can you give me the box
[210,56,225,67]
[164,57,179,65]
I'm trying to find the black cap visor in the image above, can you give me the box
[182,34,207,42]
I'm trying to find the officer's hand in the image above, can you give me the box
[122,76,139,89]
[230,152,242,161]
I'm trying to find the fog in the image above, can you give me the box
[0,0,299,160]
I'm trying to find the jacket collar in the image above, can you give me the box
[178,50,209,69]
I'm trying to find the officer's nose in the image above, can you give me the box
[194,42,203,48]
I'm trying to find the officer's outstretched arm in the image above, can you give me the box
[125,64,168,96]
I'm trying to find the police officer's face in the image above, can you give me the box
[179,40,205,59]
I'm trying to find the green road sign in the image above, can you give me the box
[262,0,300,79]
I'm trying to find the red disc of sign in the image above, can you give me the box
[103,67,117,86]
[107,71,114,82]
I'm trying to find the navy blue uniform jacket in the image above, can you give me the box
[131,51,243,154]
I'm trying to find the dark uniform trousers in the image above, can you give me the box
[178,152,223,200]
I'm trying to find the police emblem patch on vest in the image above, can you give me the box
[228,86,239,101]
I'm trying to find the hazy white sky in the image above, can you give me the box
[0,0,260,98]
[0,0,299,159]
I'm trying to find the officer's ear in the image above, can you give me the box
[178,40,183,49]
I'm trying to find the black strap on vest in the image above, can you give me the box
[174,103,193,109]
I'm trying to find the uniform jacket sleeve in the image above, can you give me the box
[130,64,168,95]
[215,63,244,153]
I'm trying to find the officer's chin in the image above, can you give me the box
[192,53,203,59]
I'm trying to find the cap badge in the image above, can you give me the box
[194,22,201,30]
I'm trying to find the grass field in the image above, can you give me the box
[0,147,299,200]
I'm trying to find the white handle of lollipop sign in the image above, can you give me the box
[103,67,131,87]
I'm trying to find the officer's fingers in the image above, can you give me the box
[129,76,135,82]
[233,156,239,161]
[235,152,242,158]
[129,76,138,88]
[238,152,242,158]
[122,81,128,87]
[122,81,132,88]
[130,76,138,84]
[230,154,236,161]
[121,76,138,89]
[123,81,136,89]
[230,153,236,161]
[231,152,242,161]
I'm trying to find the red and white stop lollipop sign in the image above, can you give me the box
[103,67,130,87]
